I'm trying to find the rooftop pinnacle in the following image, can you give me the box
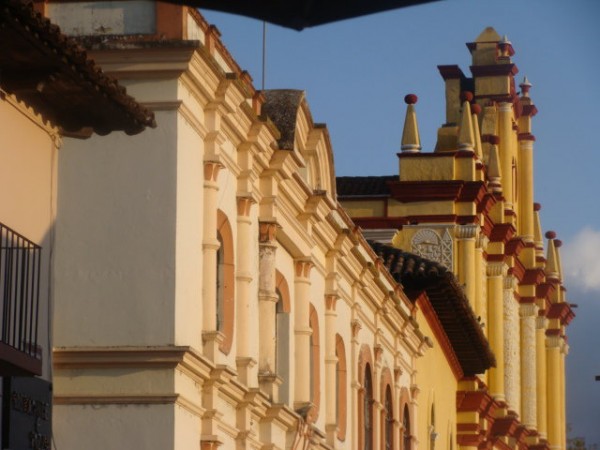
[401,94,421,153]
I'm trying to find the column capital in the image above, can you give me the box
[456,224,478,240]
[204,160,223,182]
[351,319,362,339]
[258,221,278,243]
[295,259,314,279]
[504,274,517,290]
[487,261,506,277]
[237,196,255,217]
[519,302,538,317]
[325,294,338,311]
[536,315,548,330]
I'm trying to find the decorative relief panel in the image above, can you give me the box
[411,228,453,271]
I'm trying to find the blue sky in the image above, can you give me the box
[201,0,600,443]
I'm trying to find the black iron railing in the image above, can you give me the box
[0,222,41,360]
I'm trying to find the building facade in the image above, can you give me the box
[0,1,153,447]
[16,2,573,450]
[339,27,574,450]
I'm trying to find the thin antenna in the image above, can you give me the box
[261,21,266,91]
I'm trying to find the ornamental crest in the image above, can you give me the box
[410,228,453,270]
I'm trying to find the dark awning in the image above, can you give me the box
[166,0,440,30]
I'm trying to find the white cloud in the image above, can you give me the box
[562,227,600,292]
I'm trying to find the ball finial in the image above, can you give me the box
[555,239,562,248]
[533,202,541,211]
[460,91,473,103]
[545,230,556,239]
[404,94,418,105]
[471,103,481,115]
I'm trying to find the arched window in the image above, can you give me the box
[335,334,347,441]
[216,232,224,330]
[216,210,234,354]
[364,365,374,450]
[384,385,394,450]
[402,404,411,450]
[275,271,291,404]
[309,304,320,421]
[430,405,436,450]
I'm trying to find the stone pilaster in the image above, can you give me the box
[519,302,538,429]
[258,221,281,399]
[294,259,314,410]
[536,315,548,439]
[236,197,256,386]
[324,294,338,446]
[202,161,224,361]
[498,102,514,211]
[546,333,561,450]
[487,262,505,401]
[518,138,535,242]
[503,275,520,415]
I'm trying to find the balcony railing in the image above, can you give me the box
[0,222,42,375]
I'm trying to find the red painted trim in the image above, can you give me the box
[489,223,516,243]
[522,104,538,117]
[521,268,545,285]
[506,238,525,256]
[387,180,487,203]
[536,283,554,300]
[510,259,526,282]
[547,302,575,325]
[518,133,536,141]
[438,64,466,80]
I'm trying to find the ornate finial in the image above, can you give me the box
[460,91,474,103]
[487,144,502,192]
[404,94,418,105]
[545,233,559,279]
[499,35,512,57]
[520,76,532,96]
[401,93,421,153]
[457,92,475,152]
[470,103,483,159]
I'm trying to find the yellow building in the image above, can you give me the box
[339,27,574,450]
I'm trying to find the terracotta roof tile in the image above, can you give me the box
[0,0,155,136]
[369,241,495,376]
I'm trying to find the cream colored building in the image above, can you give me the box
[339,27,573,450]
[40,2,454,449]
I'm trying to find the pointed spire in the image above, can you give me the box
[487,138,502,193]
[471,103,483,160]
[498,35,514,57]
[534,203,544,258]
[554,239,564,283]
[457,91,475,152]
[520,76,532,97]
[545,231,559,280]
[401,94,421,153]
